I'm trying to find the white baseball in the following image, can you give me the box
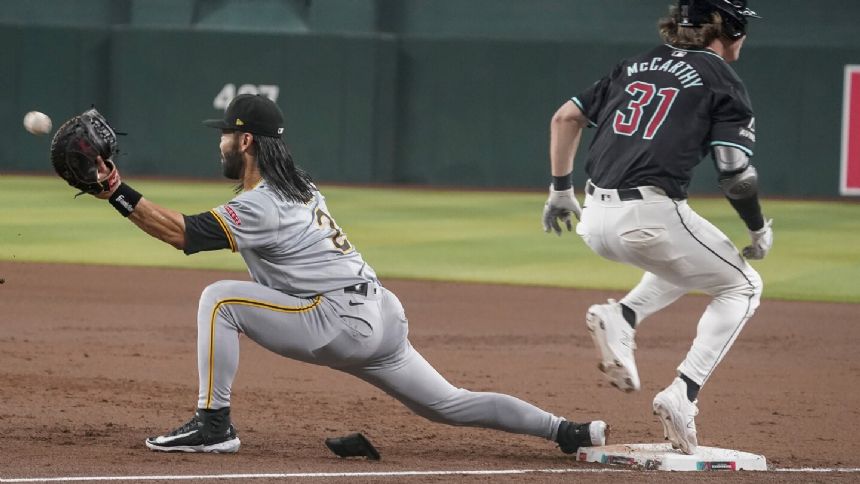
[23,111,52,135]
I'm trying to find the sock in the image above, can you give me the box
[680,373,700,402]
[555,420,569,443]
[620,303,637,329]
[200,407,228,414]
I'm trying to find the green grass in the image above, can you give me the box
[2,175,859,303]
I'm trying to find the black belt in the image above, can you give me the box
[344,282,371,296]
[586,182,643,201]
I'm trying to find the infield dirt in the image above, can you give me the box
[1,261,857,483]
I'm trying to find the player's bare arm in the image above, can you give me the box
[127,199,187,249]
[542,100,589,235]
[550,100,588,176]
[93,156,188,250]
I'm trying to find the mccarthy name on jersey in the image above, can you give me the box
[625,55,703,89]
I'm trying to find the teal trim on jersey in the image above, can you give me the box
[571,97,598,127]
[710,141,754,156]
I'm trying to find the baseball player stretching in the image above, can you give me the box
[89,94,607,454]
[542,0,771,454]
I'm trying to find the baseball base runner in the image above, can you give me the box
[542,0,771,455]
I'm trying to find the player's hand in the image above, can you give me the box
[94,155,122,200]
[742,218,773,260]
[542,185,582,236]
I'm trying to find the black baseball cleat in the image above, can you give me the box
[556,420,609,454]
[146,407,240,453]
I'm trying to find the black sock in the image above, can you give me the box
[620,303,637,329]
[680,373,700,402]
[200,407,228,414]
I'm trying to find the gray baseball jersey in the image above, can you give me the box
[210,184,376,297]
[181,183,570,445]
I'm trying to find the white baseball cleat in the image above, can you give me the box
[653,377,699,455]
[585,299,640,392]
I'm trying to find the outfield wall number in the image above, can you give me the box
[213,84,280,110]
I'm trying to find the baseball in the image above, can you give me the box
[23,111,52,135]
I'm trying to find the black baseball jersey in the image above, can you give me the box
[573,44,756,199]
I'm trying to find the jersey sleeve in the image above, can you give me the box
[572,63,623,127]
[210,190,279,252]
[709,82,756,156]
[183,211,231,255]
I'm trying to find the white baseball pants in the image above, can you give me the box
[576,184,762,385]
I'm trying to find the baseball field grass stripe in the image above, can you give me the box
[205,297,322,407]
[209,210,236,252]
[3,175,860,303]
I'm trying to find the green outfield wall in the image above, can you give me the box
[2,0,859,196]
[0,25,111,175]
[107,28,397,183]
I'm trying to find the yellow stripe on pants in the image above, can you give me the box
[206,296,322,409]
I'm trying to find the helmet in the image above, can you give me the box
[678,0,761,39]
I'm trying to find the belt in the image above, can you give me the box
[586,181,643,201]
[343,282,372,296]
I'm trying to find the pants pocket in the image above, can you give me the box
[619,226,666,244]
[619,226,675,264]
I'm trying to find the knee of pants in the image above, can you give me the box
[741,268,763,302]
[722,267,763,299]
[198,280,241,326]
[199,280,236,310]
[715,268,763,317]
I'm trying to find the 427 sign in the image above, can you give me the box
[213,84,280,110]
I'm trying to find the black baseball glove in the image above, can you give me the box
[50,108,121,196]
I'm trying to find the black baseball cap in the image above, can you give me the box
[203,94,285,137]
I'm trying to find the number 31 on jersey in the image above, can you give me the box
[613,81,679,140]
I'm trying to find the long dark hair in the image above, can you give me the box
[252,136,315,203]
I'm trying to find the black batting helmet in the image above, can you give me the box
[678,0,761,39]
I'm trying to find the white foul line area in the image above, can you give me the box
[0,469,624,483]
[3,467,860,482]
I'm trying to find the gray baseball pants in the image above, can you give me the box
[195,280,562,441]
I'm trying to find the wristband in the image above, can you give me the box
[108,183,143,217]
[552,172,573,191]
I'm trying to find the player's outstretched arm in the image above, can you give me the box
[127,199,187,249]
[94,156,187,250]
[49,109,190,251]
